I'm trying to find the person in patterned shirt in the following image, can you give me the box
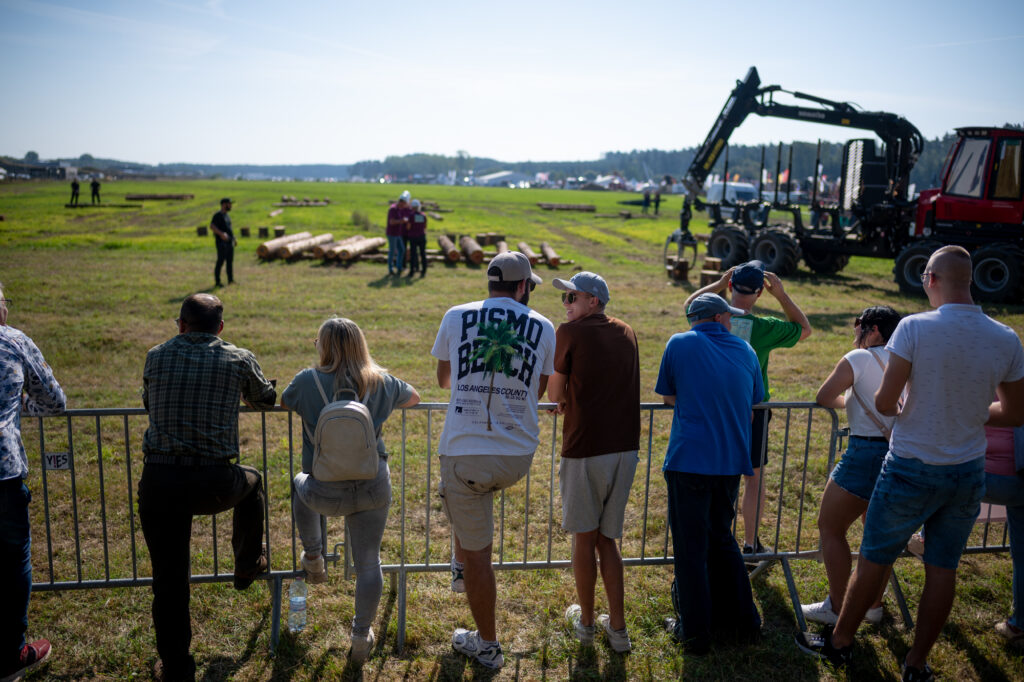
[0,283,65,680]
[138,293,275,681]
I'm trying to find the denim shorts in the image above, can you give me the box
[861,453,985,570]
[829,436,888,501]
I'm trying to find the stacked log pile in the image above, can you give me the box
[279,234,334,259]
[124,194,194,200]
[257,232,313,259]
[537,203,595,212]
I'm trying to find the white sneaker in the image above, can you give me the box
[565,604,595,644]
[801,595,839,625]
[450,559,466,593]
[597,614,632,653]
[349,627,374,664]
[452,628,504,668]
[865,604,884,625]
[300,551,327,584]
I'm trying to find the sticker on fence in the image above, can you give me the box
[44,451,71,470]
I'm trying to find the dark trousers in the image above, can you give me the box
[214,241,234,285]
[0,479,32,673]
[138,463,264,673]
[70,190,79,206]
[407,235,427,274]
[91,189,100,204]
[665,470,760,652]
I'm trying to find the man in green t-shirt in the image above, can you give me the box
[684,260,811,559]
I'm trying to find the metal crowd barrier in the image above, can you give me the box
[21,403,1012,654]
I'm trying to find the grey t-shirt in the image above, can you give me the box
[281,367,413,472]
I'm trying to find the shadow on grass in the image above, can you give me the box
[200,604,271,681]
[944,621,1014,682]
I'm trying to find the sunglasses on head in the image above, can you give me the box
[561,292,586,304]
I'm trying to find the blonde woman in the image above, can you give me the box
[280,317,419,663]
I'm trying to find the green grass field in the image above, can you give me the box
[2,179,1024,681]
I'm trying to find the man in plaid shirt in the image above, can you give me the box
[138,293,275,681]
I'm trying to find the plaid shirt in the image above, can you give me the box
[142,332,276,461]
[0,325,66,480]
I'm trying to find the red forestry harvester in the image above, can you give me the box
[664,66,1024,302]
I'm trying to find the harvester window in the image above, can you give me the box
[992,139,1022,200]
[946,137,991,198]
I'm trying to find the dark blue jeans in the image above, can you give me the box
[0,478,32,671]
[665,470,761,652]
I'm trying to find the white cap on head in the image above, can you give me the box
[399,190,411,202]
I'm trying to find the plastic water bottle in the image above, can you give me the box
[288,578,307,633]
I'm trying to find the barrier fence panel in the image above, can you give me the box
[21,402,1012,654]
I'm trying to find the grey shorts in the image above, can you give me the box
[559,450,639,538]
[439,454,534,552]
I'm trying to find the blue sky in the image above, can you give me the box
[1,0,1022,165]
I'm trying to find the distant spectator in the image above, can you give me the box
[642,190,651,215]
[386,191,412,276]
[801,306,902,628]
[281,317,419,664]
[210,198,236,287]
[406,199,428,278]
[0,283,65,681]
[69,178,79,206]
[654,191,662,215]
[90,179,100,205]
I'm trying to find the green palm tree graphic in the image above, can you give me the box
[469,319,525,431]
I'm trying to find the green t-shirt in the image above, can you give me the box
[729,314,802,400]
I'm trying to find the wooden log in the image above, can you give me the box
[64,203,141,209]
[495,240,509,254]
[196,226,208,237]
[335,237,386,261]
[258,227,269,238]
[537,203,596,212]
[315,235,364,259]
[460,236,484,264]
[269,209,283,217]
[517,241,539,265]
[437,235,460,262]
[240,227,250,238]
[699,270,720,286]
[428,211,444,221]
[124,193,194,200]
[540,242,561,267]
[257,231,313,259]
[274,226,286,238]
[279,234,335,259]
[703,256,723,272]
[695,233,710,243]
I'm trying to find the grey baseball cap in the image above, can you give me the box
[488,251,542,285]
[552,271,610,304]
[687,293,745,322]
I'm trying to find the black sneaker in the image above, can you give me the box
[795,626,852,668]
[743,537,767,568]
[901,660,935,682]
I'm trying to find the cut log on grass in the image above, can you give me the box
[315,235,364,259]
[537,203,595,212]
[540,242,561,267]
[64,203,141,209]
[196,226,208,237]
[279,234,334,259]
[517,242,539,265]
[460,236,484,264]
[269,209,283,217]
[428,211,444,221]
[124,194,194,200]
[496,240,509,254]
[258,227,269,238]
[438,235,460,262]
[257,231,312,259]
[274,226,286,238]
[335,237,386,261]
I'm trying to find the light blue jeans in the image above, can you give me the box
[983,472,1024,629]
[292,459,391,636]
[386,235,405,274]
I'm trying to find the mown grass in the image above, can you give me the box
[2,179,1024,680]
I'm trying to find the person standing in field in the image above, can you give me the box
[655,293,764,654]
[69,178,80,206]
[685,260,811,562]
[642,189,651,215]
[281,317,419,664]
[548,271,639,654]
[796,246,1024,682]
[431,251,555,669]
[90,178,101,204]
[801,306,902,627]
[406,199,428,278]
[654,190,662,215]
[210,198,236,287]
[138,293,276,681]
[0,284,65,681]
[386,191,411,276]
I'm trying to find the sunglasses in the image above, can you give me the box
[561,292,587,304]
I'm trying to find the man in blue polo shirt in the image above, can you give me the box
[655,293,764,655]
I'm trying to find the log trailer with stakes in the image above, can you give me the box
[664,66,1024,302]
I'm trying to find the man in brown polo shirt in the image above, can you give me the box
[548,271,640,653]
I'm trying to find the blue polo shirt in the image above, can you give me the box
[655,322,764,476]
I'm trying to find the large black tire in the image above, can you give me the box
[971,244,1024,303]
[707,225,750,269]
[749,228,800,276]
[801,245,851,274]
[893,241,943,297]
